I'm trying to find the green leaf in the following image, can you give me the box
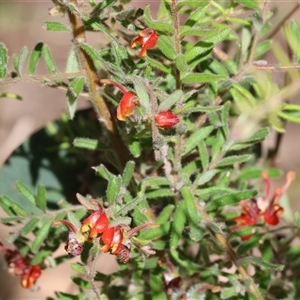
[31,249,52,265]
[31,219,52,252]
[206,190,257,212]
[198,141,209,170]
[184,28,231,62]
[106,175,122,204]
[194,169,219,186]
[239,256,284,271]
[157,35,177,60]
[183,125,214,155]
[146,189,175,199]
[221,102,230,138]
[144,176,170,187]
[42,45,58,74]
[129,140,141,157]
[65,47,80,73]
[15,181,36,205]
[115,195,145,217]
[43,21,70,31]
[122,161,135,188]
[71,276,92,289]
[180,1,210,34]
[145,56,171,74]
[175,54,189,73]
[132,76,150,114]
[66,77,85,119]
[94,164,114,181]
[80,43,103,70]
[139,222,171,240]
[181,187,199,227]
[0,42,8,78]
[14,46,28,76]
[150,272,167,300]
[21,218,40,235]
[215,154,252,167]
[241,26,252,54]
[184,105,223,114]
[0,196,15,216]
[37,185,46,212]
[158,90,183,112]
[221,287,236,299]
[170,201,186,249]
[73,137,106,150]
[156,204,175,224]
[211,130,225,160]
[237,0,259,9]
[237,167,281,181]
[71,263,86,274]
[0,92,22,100]
[28,42,43,75]
[254,40,272,57]
[181,73,226,84]
[143,6,174,34]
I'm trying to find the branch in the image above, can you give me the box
[67,0,131,172]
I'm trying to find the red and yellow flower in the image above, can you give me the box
[0,242,42,289]
[234,170,296,240]
[130,28,158,57]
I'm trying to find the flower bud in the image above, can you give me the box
[155,111,179,128]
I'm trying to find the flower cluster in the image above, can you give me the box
[54,198,156,263]
[233,170,296,240]
[100,79,179,127]
[0,242,41,289]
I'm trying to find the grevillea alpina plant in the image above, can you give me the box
[1,0,300,299]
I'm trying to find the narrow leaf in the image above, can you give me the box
[106,175,122,204]
[43,21,70,31]
[145,56,171,74]
[182,73,226,84]
[132,76,150,114]
[157,35,177,60]
[42,45,58,74]
[170,201,186,249]
[0,42,8,78]
[115,196,145,217]
[71,263,86,274]
[37,185,46,212]
[31,219,52,252]
[206,190,257,212]
[194,169,219,186]
[239,256,284,271]
[14,46,28,76]
[65,47,80,73]
[16,181,36,205]
[181,187,199,227]
[156,204,175,224]
[216,154,252,168]
[143,6,174,34]
[184,125,214,155]
[73,137,106,150]
[122,160,135,188]
[198,141,209,170]
[237,0,259,9]
[93,164,114,181]
[221,102,230,138]
[28,42,43,75]
[21,218,40,235]
[66,77,85,119]
[158,90,183,112]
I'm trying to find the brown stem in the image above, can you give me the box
[253,63,300,71]
[67,0,131,172]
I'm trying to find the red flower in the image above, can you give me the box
[0,242,41,289]
[233,171,296,240]
[100,79,138,121]
[101,226,124,254]
[155,111,179,128]
[233,200,260,240]
[81,203,109,238]
[258,170,296,225]
[130,28,158,57]
[117,92,137,121]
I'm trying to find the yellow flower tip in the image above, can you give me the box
[287,171,296,182]
[81,224,91,233]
